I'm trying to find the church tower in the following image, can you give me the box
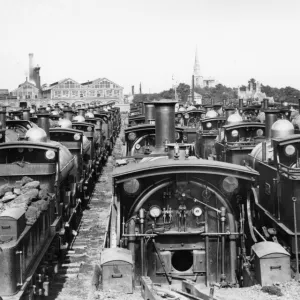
[193,47,203,88]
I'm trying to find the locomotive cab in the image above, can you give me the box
[196,117,226,159]
[124,125,184,159]
[215,122,265,165]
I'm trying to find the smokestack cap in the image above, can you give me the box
[152,100,178,105]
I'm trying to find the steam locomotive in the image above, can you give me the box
[0,103,120,299]
[104,98,297,294]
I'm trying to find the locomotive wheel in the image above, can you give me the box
[246,189,258,243]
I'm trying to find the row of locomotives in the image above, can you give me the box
[124,101,185,160]
[0,103,120,299]
[0,114,80,299]
[106,100,265,295]
[246,100,300,280]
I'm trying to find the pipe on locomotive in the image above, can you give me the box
[23,108,30,121]
[64,107,74,121]
[152,100,177,154]
[37,113,50,139]
[0,106,6,130]
[144,102,155,124]
[263,99,280,140]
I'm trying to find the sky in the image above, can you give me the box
[1,0,300,94]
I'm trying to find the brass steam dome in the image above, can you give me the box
[271,119,294,138]
[51,110,59,116]
[227,112,243,124]
[58,118,72,129]
[205,110,218,118]
[85,112,94,118]
[186,105,196,111]
[30,108,35,114]
[25,127,47,143]
[73,115,85,122]
[292,115,300,129]
[178,107,186,112]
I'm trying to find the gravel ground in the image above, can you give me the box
[215,280,300,300]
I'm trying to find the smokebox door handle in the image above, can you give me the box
[112,274,123,278]
[1,225,10,229]
[270,265,281,270]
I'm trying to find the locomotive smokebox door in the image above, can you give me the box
[100,248,133,293]
[252,241,291,286]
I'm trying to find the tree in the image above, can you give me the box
[248,78,256,90]
[176,83,190,103]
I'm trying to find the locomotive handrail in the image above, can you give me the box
[222,122,265,130]
[113,159,259,182]
[50,128,83,134]
[277,162,300,177]
[0,141,59,151]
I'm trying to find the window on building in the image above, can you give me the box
[54,91,61,98]
[100,81,111,88]
[71,90,79,97]
[63,90,69,97]
[106,89,112,97]
[89,90,95,97]
[80,91,86,98]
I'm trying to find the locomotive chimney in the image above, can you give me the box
[263,100,279,140]
[262,98,269,110]
[37,113,50,139]
[78,108,85,117]
[0,106,6,129]
[239,99,244,109]
[22,108,30,121]
[144,102,155,124]
[64,107,73,121]
[138,101,145,115]
[153,100,177,153]
[224,107,236,121]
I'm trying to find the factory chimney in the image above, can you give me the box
[29,53,34,83]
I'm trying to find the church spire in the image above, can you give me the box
[193,46,201,76]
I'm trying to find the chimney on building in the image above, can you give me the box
[34,65,41,89]
[139,82,142,94]
[29,53,34,83]
[132,85,135,96]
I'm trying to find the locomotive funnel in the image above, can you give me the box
[144,102,155,124]
[224,107,236,122]
[153,100,177,153]
[63,107,74,121]
[22,108,30,121]
[37,113,50,139]
[0,106,6,130]
[239,99,244,109]
[263,99,280,139]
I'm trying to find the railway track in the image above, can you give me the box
[45,135,124,300]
